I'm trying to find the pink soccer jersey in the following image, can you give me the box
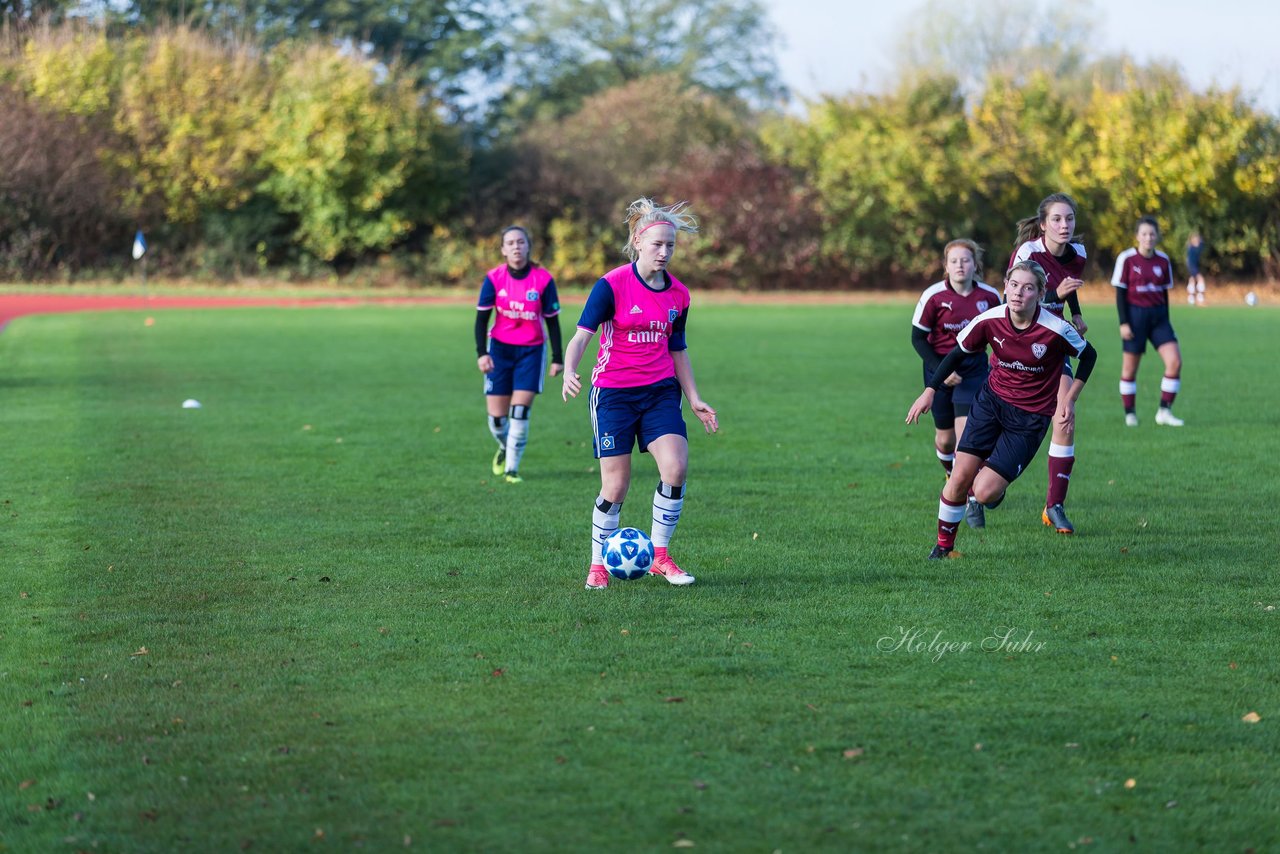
[579,264,690,389]
[957,305,1087,416]
[1111,248,1174,308]
[1009,239,1087,319]
[911,280,1004,355]
[477,264,559,347]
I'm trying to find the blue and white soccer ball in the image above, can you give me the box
[603,527,655,580]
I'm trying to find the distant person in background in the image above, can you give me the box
[906,260,1097,560]
[1186,231,1207,305]
[1112,216,1185,427]
[562,198,718,590]
[475,226,563,483]
[910,238,1002,528]
[1009,192,1088,535]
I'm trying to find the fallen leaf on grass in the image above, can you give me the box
[1242,711,1262,723]
[19,779,36,790]
[673,841,695,848]
[490,668,505,678]
[1124,778,1136,789]
[20,591,29,599]
[843,748,864,759]
[664,697,685,703]
[1229,662,1238,670]
[130,647,149,657]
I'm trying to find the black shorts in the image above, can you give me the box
[1123,305,1178,354]
[957,384,1052,483]
[925,362,987,430]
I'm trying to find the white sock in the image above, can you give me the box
[488,414,508,448]
[651,481,684,548]
[591,497,620,565]
[505,405,529,473]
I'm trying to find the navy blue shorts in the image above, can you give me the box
[925,362,987,430]
[957,384,1052,484]
[1123,305,1177,354]
[485,340,546,396]
[589,377,687,458]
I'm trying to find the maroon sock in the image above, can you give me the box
[937,495,966,548]
[1046,450,1075,508]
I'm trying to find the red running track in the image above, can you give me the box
[0,293,464,331]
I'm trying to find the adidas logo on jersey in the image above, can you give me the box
[630,304,643,314]
[498,289,507,297]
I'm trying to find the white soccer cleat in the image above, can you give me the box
[1125,413,1139,427]
[1155,408,1185,427]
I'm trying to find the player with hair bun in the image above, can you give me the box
[475,225,563,483]
[907,260,1098,559]
[911,238,1003,528]
[562,198,718,590]
[1008,192,1089,534]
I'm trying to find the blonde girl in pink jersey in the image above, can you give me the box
[563,198,718,589]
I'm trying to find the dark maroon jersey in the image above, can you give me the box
[1009,239,1087,319]
[911,279,1003,355]
[957,305,1087,416]
[1111,248,1173,308]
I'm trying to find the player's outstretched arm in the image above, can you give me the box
[562,328,594,400]
[672,350,718,434]
[906,388,935,424]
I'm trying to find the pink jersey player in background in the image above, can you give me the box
[906,259,1098,559]
[562,198,718,590]
[1007,192,1088,535]
[475,226,563,483]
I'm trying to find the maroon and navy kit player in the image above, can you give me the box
[1007,192,1089,534]
[562,198,718,590]
[911,238,1002,528]
[476,226,563,483]
[906,260,1098,559]
[1111,216,1184,427]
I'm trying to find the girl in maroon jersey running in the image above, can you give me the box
[906,260,1098,559]
[910,239,1002,528]
[1008,192,1088,534]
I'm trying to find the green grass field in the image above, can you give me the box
[2,301,1277,852]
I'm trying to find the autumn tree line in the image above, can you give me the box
[2,0,1277,288]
